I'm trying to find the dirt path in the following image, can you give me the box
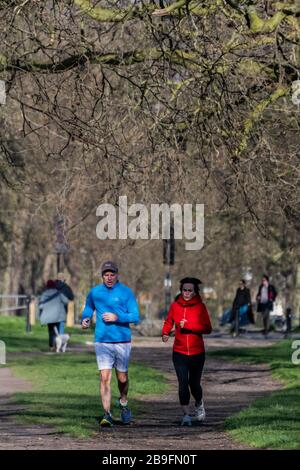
[0,337,282,450]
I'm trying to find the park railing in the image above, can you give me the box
[0,294,36,332]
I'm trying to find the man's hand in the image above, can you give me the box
[162,335,169,342]
[82,318,90,329]
[102,312,118,323]
[179,319,187,328]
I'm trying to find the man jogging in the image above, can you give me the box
[81,261,139,427]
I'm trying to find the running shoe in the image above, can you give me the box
[195,399,206,421]
[100,412,114,427]
[181,414,192,426]
[118,400,132,425]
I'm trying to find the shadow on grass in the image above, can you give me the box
[3,335,48,352]
[10,391,160,437]
[7,351,169,438]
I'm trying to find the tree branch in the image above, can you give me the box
[236,85,290,156]
[74,0,143,22]
[247,5,287,33]
[152,0,221,17]
[75,0,222,22]
[0,48,204,73]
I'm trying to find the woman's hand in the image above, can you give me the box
[162,335,169,342]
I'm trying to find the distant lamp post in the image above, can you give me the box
[164,272,172,313]
[163,221,175,312]
[54,215,69,274]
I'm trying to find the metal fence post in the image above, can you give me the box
[26,296,31,333]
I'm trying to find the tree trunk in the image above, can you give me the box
[1,209,29,315]
[292,263,300,328]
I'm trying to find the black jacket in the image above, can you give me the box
[231,287,255,324]
[256,284,277,312]
[232,287,251,310]
[55,280,74,301]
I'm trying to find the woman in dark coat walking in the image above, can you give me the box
[230,280,254,335]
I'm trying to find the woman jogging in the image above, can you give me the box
[162,277,212,426]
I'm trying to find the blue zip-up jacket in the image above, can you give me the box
[81,282,140,343]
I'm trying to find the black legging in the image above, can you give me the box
[173,351,205,406]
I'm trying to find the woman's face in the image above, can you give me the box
[182,283,195,301]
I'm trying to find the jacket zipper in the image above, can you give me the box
[183,307,190,355]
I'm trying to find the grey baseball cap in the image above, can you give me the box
[101,261,118,275]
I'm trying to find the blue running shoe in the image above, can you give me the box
[118,400,132,424]
[181,414,192,426]
[100,412,114,427]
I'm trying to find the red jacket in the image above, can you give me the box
[162,294,212,355]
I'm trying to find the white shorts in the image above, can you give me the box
[94,342,132,372]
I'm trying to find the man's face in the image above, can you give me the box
[262,278,269,287]
[102,271,118,288]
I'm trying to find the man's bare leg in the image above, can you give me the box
[116,370,129,405]
[115,370,131,423]
[100,369,112,413]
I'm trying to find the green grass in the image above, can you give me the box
[0,315,93,352]
[9,352,168,437]
[209,340,300,449]
[1,315,169,437]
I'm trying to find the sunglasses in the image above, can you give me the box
[183,288,194,292]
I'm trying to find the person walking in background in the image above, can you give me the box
[54,272,74,334]
[230,279,254,336]
[38,280,69,351]
[285,307,292,338]
[256,275,277,338]
[162,277,212,426]
[81,261,140,427]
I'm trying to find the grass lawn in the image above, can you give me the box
[209,340,300,449]
[1,316,169,437]
[9,352,168,437]
[0,315,93,352]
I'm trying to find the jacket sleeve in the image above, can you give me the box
[60,292,69,306]
[184,303,212,335]
[115,290,140,325]
[38,294,44,317]
[81,290,95,322]
[246,288,252,305]
[256,286,261,302]
[63,284,75,301]
[232,289,239,309]
[162,304,175,336]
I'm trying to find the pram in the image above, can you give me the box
[220,304,250,329]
